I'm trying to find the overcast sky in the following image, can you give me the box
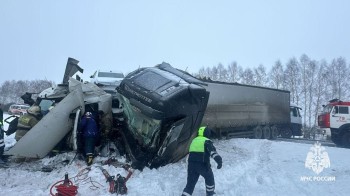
[1,0,349,85]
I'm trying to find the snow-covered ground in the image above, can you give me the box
[1,113,350,196]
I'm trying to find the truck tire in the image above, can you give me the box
[254,126,263,139]
[331,134,342,146]
[341,132,350,148]
[281,128,292,138]
[263,126,271,139]
[270,126,279,140]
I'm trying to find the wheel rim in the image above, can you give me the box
[270,126,278,139]
[254,126,263,139]
[263,126,271,139]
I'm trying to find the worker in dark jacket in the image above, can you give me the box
[79,111,99,166]
[0,121,4,164]
[0,103,3,123]
[0,104,4,160]
[15,105,41,141]
[182,126,222,196]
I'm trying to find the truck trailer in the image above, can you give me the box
[116,62,302,168]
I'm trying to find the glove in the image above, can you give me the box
[214,155,222,169]
[217,162,222,169]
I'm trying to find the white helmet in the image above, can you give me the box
[27,105,41,116]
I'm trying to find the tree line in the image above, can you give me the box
[194,54,348,128]
[0,79,55,109]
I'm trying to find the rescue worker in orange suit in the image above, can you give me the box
[15,105,42,141]
[182,126,222,196]
[78,111,99,166]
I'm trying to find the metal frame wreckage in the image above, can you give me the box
[4,57,207,169]
[5,57,302,170]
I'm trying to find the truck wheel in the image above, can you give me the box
[331,134,342,146]
[254,126,263,139]
[263,126,271,139]
[341,132,350,148]
[281,128,292,138]
[270,126,279,140]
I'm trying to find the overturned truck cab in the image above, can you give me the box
[117,62,302,169]
[117,63,209,168]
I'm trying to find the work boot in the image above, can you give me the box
[86,155,94,166]
[207,191,216,196]
[0,158,9,168]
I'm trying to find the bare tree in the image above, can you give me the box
[210,66,219,81]
[300,54,318,127]
[217,63,228,82]
[313,60,328,125]
[306,60,317,127]
[194,56,350,131]
[240,67,254,85]
[197,67,207,79]
[269,60,284,89]
[285,57,301,105]
[328,57,349,100]
[253,64,268,87]
[0,79,54,104]
[227,62,242,83]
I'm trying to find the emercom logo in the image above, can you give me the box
[300,142,335,182]
[305,141,330,174]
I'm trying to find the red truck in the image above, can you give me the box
[318,99,350,147]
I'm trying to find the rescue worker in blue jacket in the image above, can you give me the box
[182,126,222,196]
[79,111,99,166]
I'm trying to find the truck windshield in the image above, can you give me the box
[322,105,333,114]
[120,95,161,146]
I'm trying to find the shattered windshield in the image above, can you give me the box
[39,99,54,113]
[120,95,161,146]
